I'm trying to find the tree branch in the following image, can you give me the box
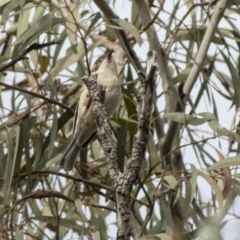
[83,50,157,239]
[82,76,120,187]
[0,40,62,72]
[0,81,73,114]
[14,170,112,192]
[183,0,229,97]
[94,0,165,142]
[138,176,188,237]
[115,50,157,239]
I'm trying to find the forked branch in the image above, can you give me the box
[83,50,158,240]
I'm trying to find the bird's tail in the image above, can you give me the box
[59,140,81,171]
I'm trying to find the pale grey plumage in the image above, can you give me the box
[59,51,122,171]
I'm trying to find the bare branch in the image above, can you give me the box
[138,176,188,237]
[115,50,157,240]
[63,0,91,75]
[183,0,229,97]
[0,40,62,72]
[82,75,120,186]
[14,170,112,192]
[0,81,73,114]
[83,50,157,239]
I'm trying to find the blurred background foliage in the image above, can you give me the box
[0,0,240,239]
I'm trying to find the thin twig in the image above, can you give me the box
[0,81,73,113]
[14,170,112,192]
[0,40,62,72]
[63,0,91,75]
[93,0,145,77]
[138,176,188,237]
[140,0,165,33]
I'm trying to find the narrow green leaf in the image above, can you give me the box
[48,105,58,158]
[97,215,108,240]
[0,0,10,8]
[85,12,102,37]
[75,199,90,227]
[153,233,173,240]
[164,175,180,204]
[172,67,192,84]
[161,200,174,236]
[122,87,137,121]
[2,1,20,25]
[148,132,162,173]
[112,19,142,45]
[199,112,240,143]
[30,216,85,232]
[23,117,35,191]
[208,156,240,170]
[116,121,127,172]
[13,13,65,47]
[198,170,223,208]
[113,118,137,134]
[15,229,24,239]
[49,41,89,78]
[0,126,19,200]
[163,112,206,126]
[19,0,25,9]
[14,13,51,45]
[42,109,74,154]
[189,164,197,205]
[175,28,224,45]
[14,123,24,174]
[221,51,240,107]
[183,178,192,213]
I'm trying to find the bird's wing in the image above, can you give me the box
[80,83,93,113]
[72,84,86,133]
[72,84,91,133]
[72,100,79,134]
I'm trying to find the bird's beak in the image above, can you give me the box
[107,50,113,61]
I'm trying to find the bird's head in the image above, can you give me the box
[91,50,118,75]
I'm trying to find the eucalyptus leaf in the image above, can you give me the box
[85,12,102,37]
[208,156,240,170]
[112,19,142,45]
[163,112,207,126]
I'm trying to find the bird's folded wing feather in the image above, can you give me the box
[72,100,79,134]
[73,74,99,134]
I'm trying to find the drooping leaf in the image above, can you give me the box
[112,18,142,45]
[0,126,19,200]
[221,51,240,107]
[85,12,102,37]
[198,170,223,208]
[13,13,65,46]
[153,233,173,240]
[163,112,207,126]
[200,112,240,143]
[208,156,240,170]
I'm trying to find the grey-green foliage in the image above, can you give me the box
[0,1,240,239]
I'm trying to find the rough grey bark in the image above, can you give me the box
[82,50,158,240]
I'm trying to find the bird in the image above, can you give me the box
[59,50,122,171]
